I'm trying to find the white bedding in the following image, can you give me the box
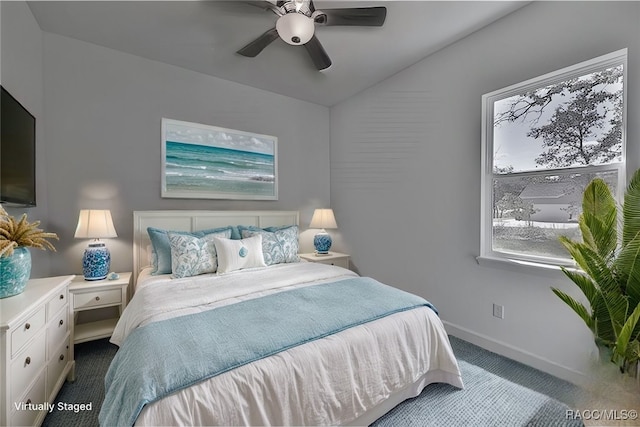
[110,263,463,426]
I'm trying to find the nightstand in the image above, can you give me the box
[68,272,131,345]
[299,252,350,269]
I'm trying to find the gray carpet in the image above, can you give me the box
[43,336,584,426]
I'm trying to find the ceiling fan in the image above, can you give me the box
[237,0,387,71]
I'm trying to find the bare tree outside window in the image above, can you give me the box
[494,65,623,170]
[481,50,626,265]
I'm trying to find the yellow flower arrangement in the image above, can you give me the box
[0,205,58,258]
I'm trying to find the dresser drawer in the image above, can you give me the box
[47,289,68,321]
[74,289,121,310]
[10,307,46,357]
[47,305,69,355]
[10,372,46,427]
[47,338,70,399]
[11,334,46,404]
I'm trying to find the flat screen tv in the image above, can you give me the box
[1,86,36,207]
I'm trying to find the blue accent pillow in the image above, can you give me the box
[228,226,242,240]
[147,226,233,275]
[237,225,291,237]
[240,225,299,265]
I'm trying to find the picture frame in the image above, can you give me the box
[161,118,278,200]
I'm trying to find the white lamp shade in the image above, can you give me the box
[276,13,315,45]
[309,209,338,229]
[74,209,117,239]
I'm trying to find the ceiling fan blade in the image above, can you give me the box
[304,35,331,70]
[317,6,387,26]
[237,27,279,57]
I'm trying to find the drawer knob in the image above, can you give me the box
[59,354,65,361]
[59,294,64,300]
[59,319,64,326]
[25,323,31,330]
[25,356,31,365]
[95,296,100,301]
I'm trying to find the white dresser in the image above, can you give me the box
[0,275,75,427]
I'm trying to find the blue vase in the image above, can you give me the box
[313,231,332,255]
[82,242,111,281]
[0,247,32,298]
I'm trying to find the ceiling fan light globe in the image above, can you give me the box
[276,13,314,45]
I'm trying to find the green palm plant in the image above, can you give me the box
[552,169,640,374]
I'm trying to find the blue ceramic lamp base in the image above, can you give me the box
[82,242,111,281]
[313,230,332,255]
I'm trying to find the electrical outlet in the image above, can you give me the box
[493,303,504,319]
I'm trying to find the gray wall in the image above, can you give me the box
[330,1,640,383]
[41,33,331,277]
[1,1,51,277]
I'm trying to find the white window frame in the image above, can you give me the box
[479,49,627,269]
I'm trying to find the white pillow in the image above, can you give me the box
[168,231,230,278]
[213,235,267,274]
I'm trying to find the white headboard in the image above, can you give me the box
[133,210,299,286]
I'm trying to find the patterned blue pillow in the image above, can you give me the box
[241,229,285,265]
[147,226,233,275]
[168,230,231,278]
[241,225,299,265]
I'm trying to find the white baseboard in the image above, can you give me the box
[443,321,588,387]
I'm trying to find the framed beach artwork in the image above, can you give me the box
[161,118,278,200]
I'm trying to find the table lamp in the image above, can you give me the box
[74,209,117,280]
[309,208,337,255]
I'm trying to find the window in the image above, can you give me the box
[480,49,627,267]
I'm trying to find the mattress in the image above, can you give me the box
[105,262,463,426]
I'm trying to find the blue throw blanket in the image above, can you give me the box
[99,277,437,426]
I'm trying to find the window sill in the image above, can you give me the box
[475,255,577,279]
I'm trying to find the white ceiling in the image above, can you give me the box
[27,1,529,106]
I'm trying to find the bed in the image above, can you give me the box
[99,210,463,426]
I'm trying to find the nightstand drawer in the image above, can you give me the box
[11,334,46,404]
[74,289,121,310]
[298,253,351,271]
[314,258,349,269]
[11,307,46,358]
[47,289,68,320]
